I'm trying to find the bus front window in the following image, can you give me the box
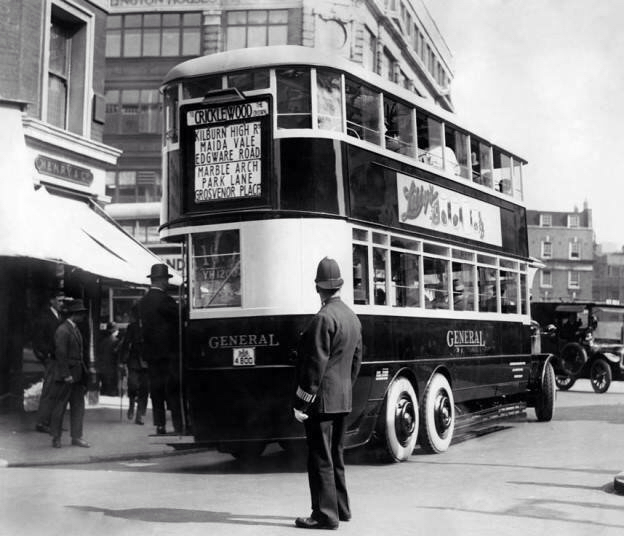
[191,230,241,309]
[317,69,342,132]
[276,67,311,129]
[345,77,381,144]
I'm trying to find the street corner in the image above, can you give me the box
[613,471,624,494]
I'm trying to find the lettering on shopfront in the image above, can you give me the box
[35,155,93,186]
[446,330,485,348]
[208,333,279,349]
[188,101,268,203]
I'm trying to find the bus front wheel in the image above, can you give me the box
[419,373,455,454]
[378,377,419,462]
[535,361,556,421]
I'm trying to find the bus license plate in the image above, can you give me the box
[233,347,255,366]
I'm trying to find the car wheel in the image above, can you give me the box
[535,362,556,422]
[590,358,612,393]
[377,377,419,462]
[418,373,455,454]
[560,343,588,376]
[555,374,576,391]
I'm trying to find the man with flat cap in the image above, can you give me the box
[139,263,182,434]
[49,299,90,448]
[293,257,362,530]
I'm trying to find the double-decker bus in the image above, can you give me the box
[160,46,555,461]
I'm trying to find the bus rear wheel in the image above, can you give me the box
[419,373,455,454]
[377,377,418,462]
[535,361,556,422]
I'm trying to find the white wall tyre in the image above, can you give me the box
[535,361,556,421]
[419,373,455,454]
[378,377,418,462]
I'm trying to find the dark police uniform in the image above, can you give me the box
[294,295,362,528]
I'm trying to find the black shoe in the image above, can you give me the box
[135,417,144,425]
[71,438,90,448]
[339,515,351,522]
[36,423,50,434]
[52,438,61,448]
[295,517,338,530]
[156,426,166,435]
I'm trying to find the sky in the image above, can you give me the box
[424,0,624,248]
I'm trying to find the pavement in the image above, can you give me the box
[0,395,189,468]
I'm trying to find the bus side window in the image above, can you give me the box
[423,256,449,310]
[373,247,387,305]
[391,250,420,307]
[478,266,498,312]
[353,244,369,305]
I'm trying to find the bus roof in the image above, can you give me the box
[163,46,527,164]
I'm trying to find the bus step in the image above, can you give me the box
[454,401,527,432]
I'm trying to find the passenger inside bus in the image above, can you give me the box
[452,280,468,311]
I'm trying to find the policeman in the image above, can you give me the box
[293,257,362,530]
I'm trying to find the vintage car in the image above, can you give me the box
[531,302,624,393]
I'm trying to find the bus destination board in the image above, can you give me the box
[185,100,270,204]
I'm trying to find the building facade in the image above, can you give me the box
[0,0,167,411]
[527,203,595,302]
[593,248,624,304]
[103,0,454,315]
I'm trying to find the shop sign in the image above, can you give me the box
[35,155,93,187]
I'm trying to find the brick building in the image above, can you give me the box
[527,202,595,302]
[0,0,167,411]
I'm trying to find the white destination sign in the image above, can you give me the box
[188,101,268,203]
[397,173,502,246]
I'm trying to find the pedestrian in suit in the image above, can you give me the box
[138,263,182,435]
[49,299,90,448]
[294,257,363,530]
[119,304,149,425]
[33,290,64,434]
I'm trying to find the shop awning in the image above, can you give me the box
[2,186,181,286]
[0,103,180,286]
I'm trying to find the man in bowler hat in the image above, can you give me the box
[293,257,362,530]
[139,263,183,434]
[49,299,90,448]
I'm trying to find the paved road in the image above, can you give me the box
[2,379,624,536]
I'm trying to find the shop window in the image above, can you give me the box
[276,68,311,129]
[225,10,288,50]
[106,12,202,58]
